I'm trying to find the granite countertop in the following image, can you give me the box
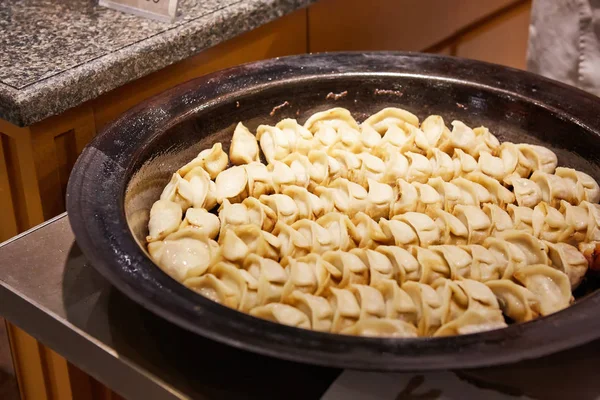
[0,0,315,127]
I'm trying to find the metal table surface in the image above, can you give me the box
[0,214,340,399]
[3,214,600,400]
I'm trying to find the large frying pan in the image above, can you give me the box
[67,52,600,371]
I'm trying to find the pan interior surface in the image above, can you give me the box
[67,53,600,371]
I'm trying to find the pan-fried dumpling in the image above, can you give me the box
[430,245,472,279]
[517,143,558,175]
[452,149,479,177]
[273,221,310,259]
[432,208,468,245]
[348,152,386,187]
[544,241,588,289]
[327,148,362,176]
[453,205,491,245]
[427,177,463,212]
[462,244,503,282]
[322,250,369,289]
[352,212,391,248]
[429,148,455,181]
[406,151,432,183]
[531,202,572,242]
[215,165,248,204]
[365,178,394,220]
[555,167,600,204]
[507,204,534,234]
[435,279,506,336]
[221,224,279,261]
[391,179,419,215]
[317,212,360,252]
[371,279,418,323]
[497,230,549,266]
[482,203,513,236]
[281,185,324,220]
[421,115,450,149]
[560,200,591,243]
[452,177,491,207]
[281,254,338,299]
[403,281,444,336]
[434,308,507,336]
[581,201,600,242]
[268,160,297,193]
[412,182,443,215]
[179,208,220,239]
[315,177,368,214]
[148,228,220,281]
[305,107,360,133]
[277,118,314,155]
[482,237,525,279]
[379,218,419,247]
[477,151,506,181]
[351,248,395,285]
[147,200,182,242]
[218,199,250,235]
[230,122,259,165]
[184,273,239,308]
[178,143,228,179]
[466,172,515,206]
[340,318,418,337]
[513,264,572,316]
[292,219,333,254]
[412,246,451,286]
[530,170,570,207]
[256,125,291,164]
[280,153,311,189]
[159,173,195,211]
[244,162,273,197]
[182,166,219,210]
[250,303,311,329]
[242,197,277,232]
[394,212,441,247]
[285,291,333,332]
[486,279,540,322]
[328,287,361,333]
[259,194,299,225]
[362,107,419,136]
[244,254,288,305]
[184,261,245,308]
[350,284,387,321]
[512,178,542,208]
[210,261,257,311]
[375,246,421,283]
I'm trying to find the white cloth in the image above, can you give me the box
[528,0,600,97]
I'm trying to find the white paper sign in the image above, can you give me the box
[99,0,179,23]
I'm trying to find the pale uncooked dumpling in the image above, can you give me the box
[147,199,183,242]
[230,123,259,165]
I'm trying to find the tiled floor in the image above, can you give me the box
[0,319,20,400]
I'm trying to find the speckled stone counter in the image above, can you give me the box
[0,0,315,126]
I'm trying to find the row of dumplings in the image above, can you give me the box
[251,108,558,186]
[192,276,510,337]
[149,157,600,245]
[180,240,571,335]
[150,211,580,314]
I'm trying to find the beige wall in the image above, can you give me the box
[309,0,532,69]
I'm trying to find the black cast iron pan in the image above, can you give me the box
[66,52,600,371]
